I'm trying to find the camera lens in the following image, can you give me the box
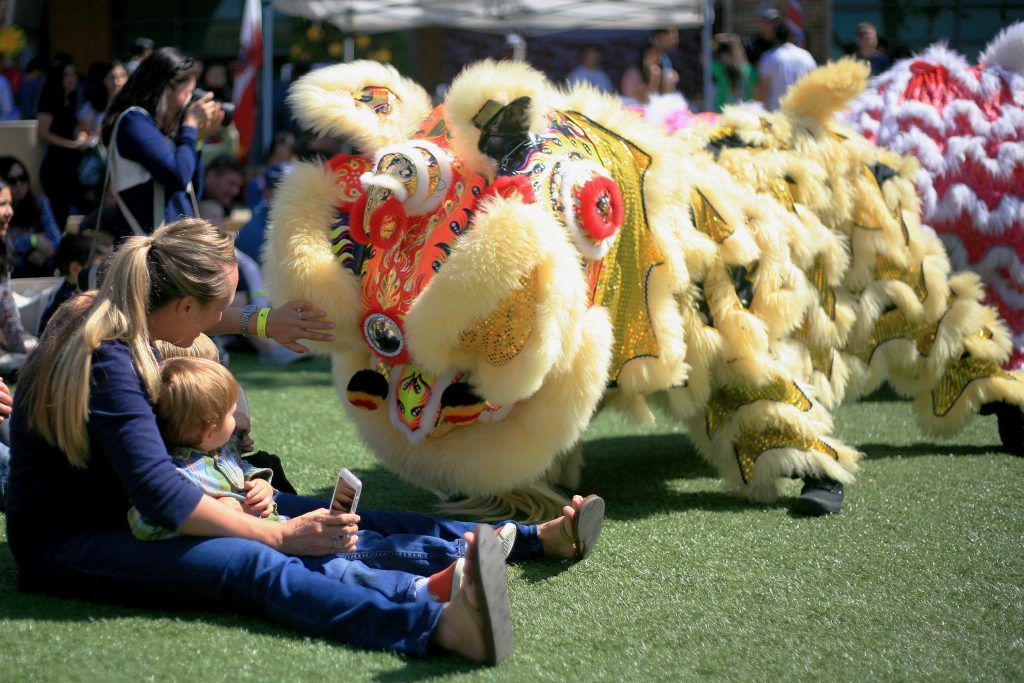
[188,87,233,127]
[219,102,235,127]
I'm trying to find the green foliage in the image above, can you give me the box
[1,355,1021,681]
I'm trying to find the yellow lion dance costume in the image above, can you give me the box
[266,57,1024,520]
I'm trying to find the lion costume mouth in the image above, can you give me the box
[346,363,514,444]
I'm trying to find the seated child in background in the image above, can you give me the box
[38,233,108,334]
[130,353,468,603]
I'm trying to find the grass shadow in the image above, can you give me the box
[305,434,786,521]
[861,441,1004,459]
[581,434,789,517]
[858,384,908,403]
[308,465,446,514]
[230,353,337,390]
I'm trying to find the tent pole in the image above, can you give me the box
[702,0,714,112]
[261,0,274,156]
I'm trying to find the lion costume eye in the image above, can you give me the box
[363,140,452,217]
[558,159,624,260]
[351,140,454,249]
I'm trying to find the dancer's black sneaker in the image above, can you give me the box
[980,402,1024,458]
[794,477,844,516]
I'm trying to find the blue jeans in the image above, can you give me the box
[27,496,542,657]
[275,493,545,573]
[44,528,442,656]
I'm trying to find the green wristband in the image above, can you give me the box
[256,307,272,339]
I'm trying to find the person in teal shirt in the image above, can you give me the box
[711,34,758,113]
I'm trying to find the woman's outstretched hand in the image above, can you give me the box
[266,299,336,353]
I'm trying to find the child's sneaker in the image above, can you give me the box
[495,523,517,559]
[425,558,465,602]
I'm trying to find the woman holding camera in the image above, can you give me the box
[100,46,223,242]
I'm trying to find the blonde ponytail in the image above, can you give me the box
[20,218,236,467]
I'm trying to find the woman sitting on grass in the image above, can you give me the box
[134,353,477,607]
[5,218,604,665]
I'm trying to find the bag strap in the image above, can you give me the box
[85,127,118,278]
[108,108,150,237]
[108,107,202,237]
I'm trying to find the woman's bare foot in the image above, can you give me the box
[430,527,513,665]
[538,494,605,559]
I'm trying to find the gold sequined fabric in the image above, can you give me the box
[768,177,796,212]
[809,255,836,319]
[706,378,813,437]
[854,308,940,364]
[459,272,538,366]
[734,426,839,483]
[690,187,735,243]
[931,357,1011,416]
[377,152,420,199]
[874,255,927,303]
[566,112,663,381]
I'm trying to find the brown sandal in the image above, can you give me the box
[563,494,605,560]
[469,524,514,665]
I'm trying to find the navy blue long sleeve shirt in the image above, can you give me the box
[109,109,205,240]
[6,340,204,569]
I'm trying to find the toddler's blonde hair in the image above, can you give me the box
[156,357,239,448]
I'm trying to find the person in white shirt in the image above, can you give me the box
[757,22,817,111]
[567,45,613,94]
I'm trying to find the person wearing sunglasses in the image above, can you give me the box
[0,156,62,278]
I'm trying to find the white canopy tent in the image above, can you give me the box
[271,0,705,33]
[262,0,714,148]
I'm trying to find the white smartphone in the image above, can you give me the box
[330,467,362,515]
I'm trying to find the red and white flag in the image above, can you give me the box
[232,0,262,160]
[786,0,806,47]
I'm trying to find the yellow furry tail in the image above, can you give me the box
[780,58,870,124]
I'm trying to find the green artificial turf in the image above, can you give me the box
[1,354,1021,682]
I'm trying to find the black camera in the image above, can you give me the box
[190,88,235,127]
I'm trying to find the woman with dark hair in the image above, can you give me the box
[0,156,62,278]
[100,46,222,241]
[620,43,679,105]
[36,54,92,228]
[80,60,128,137]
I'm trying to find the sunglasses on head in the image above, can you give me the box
[6,174,27,183]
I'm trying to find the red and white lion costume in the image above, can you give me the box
[847,23,1024,370]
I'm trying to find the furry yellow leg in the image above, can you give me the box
[690,377,861,502]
